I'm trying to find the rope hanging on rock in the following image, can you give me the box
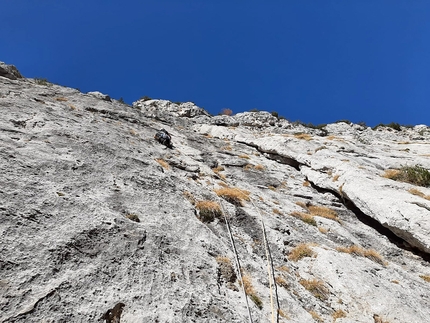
[217,195,253,323]
[235,187,280,323]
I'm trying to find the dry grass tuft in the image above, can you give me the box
[215,255,231,264]
[290,211,317,226]
[288,243,315,261]
[336,245,386,265]
[303,180,311,187]
[155,158,170,170]
[382,169,401,179]
[318,227,328,234]
[332,174,340,182]
[336,245,362,255]
[299,278,329,300]
[295,201,308,209]
[293,203,340,223]
[240,274,255,294]
[383,165,430,187]
[254,164,265,171]
[222,145,233,151]
[215,187,250,206]
[212,165,226,180]
[217,181,229,188]
[278,308,289,319]
[363,249,387,265]
[244,164,254,171]
[332,309,347,321]
[309,310,324,323]
[216,256,236,283]
[56,97,68,101]
[272,208,282,215]
[373,314,391,323]
[69,104,77,110]
[195,200,222,222]
[308,205,340,222]
[276,265,290,273]
[294,133,313,141]
[408,188,430,200]
[275,276,289,289]
[420,274,430,283]
[239,274,263,309]
[212,165,225,173]
[238,154,250,159]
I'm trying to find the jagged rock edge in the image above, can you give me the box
[237,137,430,261]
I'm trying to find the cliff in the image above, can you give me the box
[1,62,429,323]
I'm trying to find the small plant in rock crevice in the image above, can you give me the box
[294,133,313,141]
[195,200,222,222]
[308,205,340,222]
[373,314,391,323]
[408,188,430,200]
[216,256,236,283]
[212,165,226,180]
[253,164,265,171]
[292,203,340,224]
[332,309,347,321]
[299,278,330,300]
[288,243,316,261]
[140,95,152,101]
[155,158,170,170]
[309,310,324,323]
[382,165,430,187]
[290,211,317,226]
[275,276,289,289]
[239,274,263,309]
[420,274,430,283]
[215,187,250,206]
[34,78,50,86]
[373,122,401,131]
[272,208,282,215]
[336,245,386,265]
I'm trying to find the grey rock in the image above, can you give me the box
[0,61,23,80]
[1,65,430,323]
[87,91,112,101]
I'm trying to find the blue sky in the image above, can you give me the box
[1,1,430,126]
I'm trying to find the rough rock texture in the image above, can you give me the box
[1,63,430,322]
[0,62,23,80]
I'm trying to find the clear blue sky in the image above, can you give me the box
[2,1,430,126]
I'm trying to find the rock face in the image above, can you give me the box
[0,62,23,80]
[1,62,430,323]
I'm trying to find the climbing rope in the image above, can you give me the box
[216,195,254,323]
[235,188,280,323]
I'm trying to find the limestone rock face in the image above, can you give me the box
[1,64,430,323]
[87,91,112,102]
[0,62,23,80]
